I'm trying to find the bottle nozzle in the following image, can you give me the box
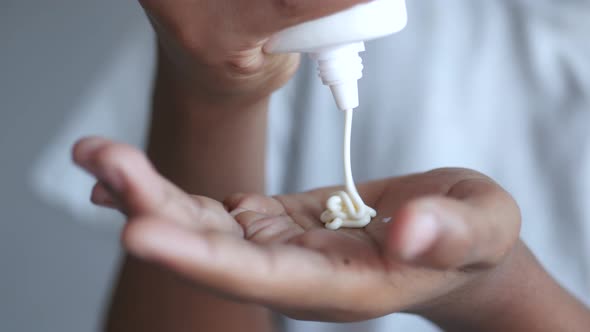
[329,81,360,111]
[310,42,365,111]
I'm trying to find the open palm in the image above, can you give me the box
[74,137,520,322]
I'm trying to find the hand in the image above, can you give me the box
[140,0,369,103]
[73,137,521,323]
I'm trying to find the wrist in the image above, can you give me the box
[156,45,299,109]
[418,241,534,331]
[148,59,270,198]
[421,241,590,331]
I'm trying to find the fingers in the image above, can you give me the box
[224,192,286,216]
[73,137,237,233]
[122,219,329,307]
[224,193,304,244]
[388,178,521,270]
[263,0,372,31]
[90,181,118,209]
[141,0,370,38]
[73,137,174,214]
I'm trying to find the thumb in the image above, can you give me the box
[387,179,521,270]
[265,0,372,31]
[231,0,373,38]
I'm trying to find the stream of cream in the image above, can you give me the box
[320,109,377,230]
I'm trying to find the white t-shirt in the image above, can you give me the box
[266,1,590,331]
[33,0,589,331]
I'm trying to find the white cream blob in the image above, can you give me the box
[320,109,377,230]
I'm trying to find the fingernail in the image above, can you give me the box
[400,213,439,260]
[91,183,115,206]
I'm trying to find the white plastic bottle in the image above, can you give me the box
[265,0,408,111]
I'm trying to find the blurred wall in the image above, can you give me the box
[0,1,150,331]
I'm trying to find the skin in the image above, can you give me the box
[99,1,374,331]
[73,138,590,331]
[90,0,590,330]
[139,0,373,103]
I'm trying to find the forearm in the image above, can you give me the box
[146,56,268,198]
[425,241,590,331]
[105,52,275,332]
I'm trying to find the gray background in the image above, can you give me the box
[3,1,589,332]
[1,1,147,330]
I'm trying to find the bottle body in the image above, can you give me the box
[265,0,408,54]
[265,0,408,111]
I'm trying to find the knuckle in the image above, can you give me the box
[225,50,264,75]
